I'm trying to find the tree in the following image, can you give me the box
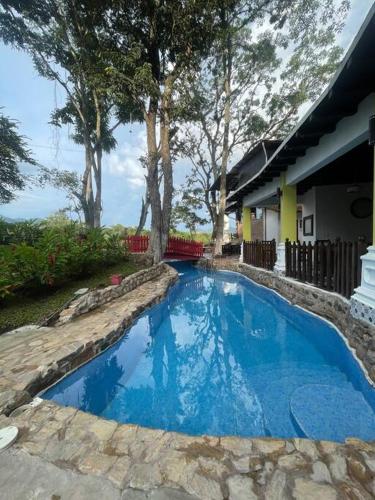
[99,0,220,263]
[38,166,86,222]
[171,190,208,237]
[178,0,349,253]
[0,0,132,227]
[0,111,35,204]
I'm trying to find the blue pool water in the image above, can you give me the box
[43,262,375,442]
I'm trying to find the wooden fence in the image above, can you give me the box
[285,239,368,298]
[222,243,241,256]
[243,240,277,270]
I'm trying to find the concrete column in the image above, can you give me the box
[351,147,375,325]
[274,174,297,274]
[242,207,252,241]
[241,206,252,263]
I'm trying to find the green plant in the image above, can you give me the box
[0,218,43,245]
[0,222,129,297]
[0,243,44,290]
[103,232,129,264]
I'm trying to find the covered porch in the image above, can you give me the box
[238,136,373,297]
[224,8,375,323]
[235,113,375,320]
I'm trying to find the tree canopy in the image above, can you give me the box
[0,0,353,258]
[178,0,350,247]
[0,112,35,204]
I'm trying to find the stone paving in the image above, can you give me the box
[1,400,375,499]
[0,261,375,499]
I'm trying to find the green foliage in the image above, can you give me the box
[0,111,35,204]
[171,190,208,236]
[0,222,129,298]
[42,211,79,228]
[0,218,43,245]
[178,0,350,235]
[169,229,211,244]
[0,243,44,291]
[0,260,141,333]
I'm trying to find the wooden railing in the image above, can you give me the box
[222,243,241,256]
[243,240,277,270]
[125,235,149,253]
[165,236,204,258]
[285,239,368,298]
[125,235,204,258]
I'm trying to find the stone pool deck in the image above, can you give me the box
[0,262,375,499]
[1,400,375,499]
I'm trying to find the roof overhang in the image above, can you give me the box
[227,4,375,204]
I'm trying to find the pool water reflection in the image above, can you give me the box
[43,262,375,442]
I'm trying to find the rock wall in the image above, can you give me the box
[57,262,168,325]
[198,259,375,383]
[129,253,154,267]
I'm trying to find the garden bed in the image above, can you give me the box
[0,259,142,334]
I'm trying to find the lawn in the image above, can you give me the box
[0,259,142,334]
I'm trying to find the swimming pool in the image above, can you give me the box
[43,262,375,442]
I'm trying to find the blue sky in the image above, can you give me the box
[0,1,374,229]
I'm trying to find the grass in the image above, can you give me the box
[0,259,142,334]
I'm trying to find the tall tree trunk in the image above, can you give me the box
[93,91,102,228]
[135,190,150,236]
[160,76,174,254]
[145,103,163,264]
[214,21,232,257]
[93,146,102,228]
[82,148,95,228]
[206,189,218,240]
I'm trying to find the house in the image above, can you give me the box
[219,5,375,325]
[210,140,281,242]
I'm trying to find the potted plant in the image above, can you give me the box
[110,274,123,286]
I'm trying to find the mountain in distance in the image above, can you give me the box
[0,215,25,223]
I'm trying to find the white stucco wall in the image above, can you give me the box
[298,188,316,243]
[286,94,374,186]
[315,183,372,242]
[263,208,279,243]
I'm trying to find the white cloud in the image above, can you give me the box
[108,152,145,187]
[106,131,147,189]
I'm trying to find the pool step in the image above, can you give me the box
[290,384,375,442]
[247,363,350,438]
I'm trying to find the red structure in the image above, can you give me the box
[125,235,149,253]
[125,235,204,259]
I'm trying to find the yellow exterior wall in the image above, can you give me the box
[242,207,252,241]
[280,174,297,242]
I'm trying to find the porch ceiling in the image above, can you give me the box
[227,5,375,204]
[297,141,373,195]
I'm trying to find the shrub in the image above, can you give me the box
[0,218,43,245]
[0,243,44,293]
[0,223,129,296]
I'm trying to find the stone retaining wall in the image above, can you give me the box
[129,253,154,267]
[57,262,166,325]
[199,259,375,383]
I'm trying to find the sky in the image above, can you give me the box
[0,0,374,229]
